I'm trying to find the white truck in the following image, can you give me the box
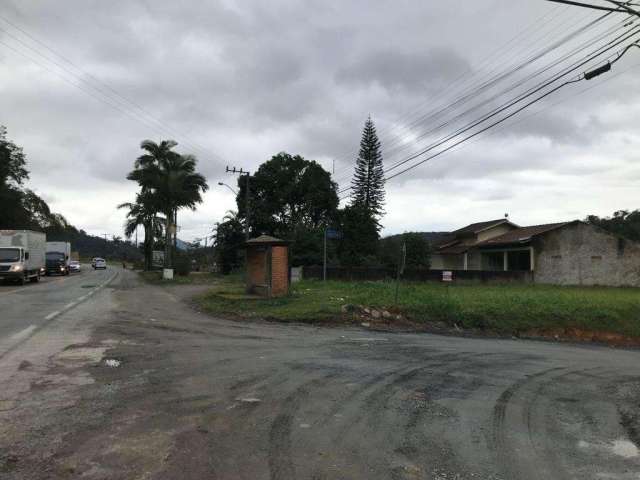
[46,241,72,276]
[0,230,46,284]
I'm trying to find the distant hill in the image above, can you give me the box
[45,229,142,261]
[383,231,450,246]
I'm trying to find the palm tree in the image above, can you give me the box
[118,190,164,270]
[127,140,208,269]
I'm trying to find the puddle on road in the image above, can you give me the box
[578,439,640,459]
[103,358,121,368]
[57,347,107,363]
[611,439,639,458]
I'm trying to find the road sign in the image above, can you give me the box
[442,271,453,282]
[326,229,342,240]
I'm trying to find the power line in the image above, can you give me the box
[378,24,640,178]
[371,27,640,178]
[331,8,617,185]
[330,5,602,182]
[338,33,640,199]
[328,4,572,174]
[0,16,226,165]
[349,14,634,181]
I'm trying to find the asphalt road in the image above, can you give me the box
[0,265,116,358]
[1,269,639,479]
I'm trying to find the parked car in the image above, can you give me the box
[93,258,107,270]
[69,260,81,273]
[0,230,46,284]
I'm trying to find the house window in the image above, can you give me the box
[481,252,504,271]
[507,250,531,271]
[591,255,602,261]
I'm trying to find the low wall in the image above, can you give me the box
[301,266,533,284]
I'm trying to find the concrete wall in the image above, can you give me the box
[534,222,640,287]
[467,251,482,270]
[430,254,445,270]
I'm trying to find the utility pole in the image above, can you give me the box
[226,166,251,240]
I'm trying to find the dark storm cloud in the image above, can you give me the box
[1,0,638,238]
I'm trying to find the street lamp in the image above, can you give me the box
[218,182,238,195]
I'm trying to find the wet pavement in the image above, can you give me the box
[1,269,639,479]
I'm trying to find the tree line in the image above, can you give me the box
[213,116,431,273]
[0,126,140,260]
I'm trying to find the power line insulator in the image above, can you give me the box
[584,62,611,80]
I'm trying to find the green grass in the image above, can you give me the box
[195,279,640,338]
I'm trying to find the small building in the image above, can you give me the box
[431,219,640,287]
[245,235,290,297]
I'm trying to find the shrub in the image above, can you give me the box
[174,255,191,276]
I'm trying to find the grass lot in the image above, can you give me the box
[196,279,640,338]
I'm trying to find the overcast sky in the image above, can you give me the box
[1,0,639,242]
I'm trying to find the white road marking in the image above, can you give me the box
[64,302,77,309]
[10,325,36,341]
[44,311,60,320]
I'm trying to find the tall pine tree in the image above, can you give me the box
[350,116,385,220]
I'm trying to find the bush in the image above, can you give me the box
[173,255,191,276]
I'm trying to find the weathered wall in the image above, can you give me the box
[430,254,445,270]
[534,222,640,287]
[467,251,482,270]
[270,246,289,296]
[442,254,464,270]
[247,248,266,289]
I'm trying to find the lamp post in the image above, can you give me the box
[217,182,238,196]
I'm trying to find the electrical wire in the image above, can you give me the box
[330,6,610,182]
[338,33,640,200]
[0,17,226,165]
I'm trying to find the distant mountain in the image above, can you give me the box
[383,231,450,246]
[176,238,191,251]
[45,229,142,261]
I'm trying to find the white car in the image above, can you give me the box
[93,258,107,270]
[69,260,81,273]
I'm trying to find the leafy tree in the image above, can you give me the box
[402,232,431,268]
[0,126,31,228]
[350,116,385,220]
[118,190,164,270]
[238,152,338,236]
[214,210,245,274]
[235,152,338,265]
[0,126,28,189]
[587,210,640,241]
[127,140,208,269]
[337,205,379,266]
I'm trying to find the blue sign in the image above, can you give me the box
[326,229,342,240]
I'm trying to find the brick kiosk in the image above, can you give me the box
[245,235,290,297]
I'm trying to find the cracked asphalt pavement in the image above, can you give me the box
[1,268,639,479]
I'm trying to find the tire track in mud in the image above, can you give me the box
[268,374,339,480]
[491,367,568,480]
